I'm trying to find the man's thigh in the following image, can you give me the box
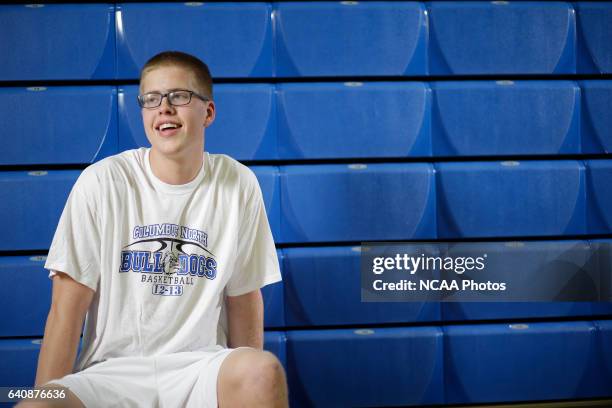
[156,346,249,408]
[42,356,157,408]
[16,348,253,408]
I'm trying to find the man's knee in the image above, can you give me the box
[242,351,286,392]
[218,349,287,402]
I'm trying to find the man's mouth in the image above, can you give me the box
[156,122,182,136]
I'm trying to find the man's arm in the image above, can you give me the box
[226,288,264,350]
[34,271,94,386]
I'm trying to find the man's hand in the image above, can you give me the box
[226,288,264,349]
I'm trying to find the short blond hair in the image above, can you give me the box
[140,51,213,99]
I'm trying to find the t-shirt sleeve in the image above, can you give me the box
[44,169,101,292]
[225,170,281,297]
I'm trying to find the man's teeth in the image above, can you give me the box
[159,123,179,130]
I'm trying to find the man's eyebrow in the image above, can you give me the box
[142,88,189,94]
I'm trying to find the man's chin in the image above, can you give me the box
[151,142,184,158]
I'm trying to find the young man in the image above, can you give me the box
[18,51,288,408]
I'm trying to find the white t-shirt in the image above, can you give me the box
[44,147,281,372]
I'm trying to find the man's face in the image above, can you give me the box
[139,65,214,159]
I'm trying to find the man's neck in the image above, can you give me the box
[149,148,204,185]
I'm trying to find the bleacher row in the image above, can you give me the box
[0,2,611,80]
[3,81,612,166]
[2,1,612,407]
[2,246,612,406]
[2,160,612,249]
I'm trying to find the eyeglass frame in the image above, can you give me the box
[137,89,211,109]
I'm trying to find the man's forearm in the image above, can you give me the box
[226,289,264,349]
[228,320,263,349]
[34,305,84,386]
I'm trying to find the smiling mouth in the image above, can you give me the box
[156,123,183,135]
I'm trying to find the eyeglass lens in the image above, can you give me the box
[140,91,192,108]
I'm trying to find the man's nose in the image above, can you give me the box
[158,96,176,114]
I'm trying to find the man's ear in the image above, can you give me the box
[204,100,216,127]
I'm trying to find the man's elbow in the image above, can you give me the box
[49,271,94,321]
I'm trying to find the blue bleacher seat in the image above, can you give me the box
[1,86,117,165]
[436,161,586,238]
[0,171,79,251]
[593,320,612,395]
[116,3,273,79]
[428,2,576,75]
[251,166,280,243]
[263,331,287,369]
[277,82,431,159]
[442,240,605,321]
[0,339,41,389]
[0,4,115,80]
[444,322,600,404]
[262,250,285,328]
[432,81,580,156]
[286,327,443,407]
[283,246,440,326]
[118,84,277,160]
[280,163,436,243]
[117,86,146,151]
[274,2,427,77]
[0,256,50,337]
[206,85,277,160]
[576,3,612,74]
[586,160,612,235]
[580,81,612,154]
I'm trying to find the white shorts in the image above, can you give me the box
[46,346,250,408]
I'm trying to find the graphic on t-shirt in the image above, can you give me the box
[119,223,217,297]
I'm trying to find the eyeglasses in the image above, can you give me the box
[137,90,210,109]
